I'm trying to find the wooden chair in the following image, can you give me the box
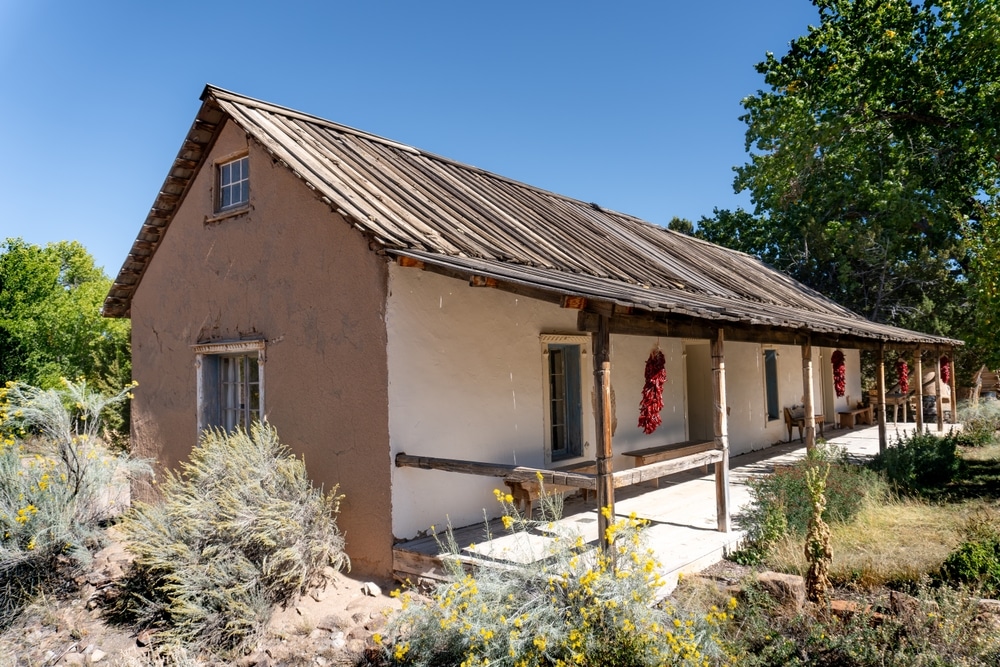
[783,406,825,442]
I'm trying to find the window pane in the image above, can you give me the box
[764,350,779,421]
[548,344,582,459]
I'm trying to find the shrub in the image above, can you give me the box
[868,429,961,494]
[373,485,729,666]
[0,379,149,630]
[939,510,1000,597]
[731,444,884,564]
[112,423,349,656]
[721,581,1000,666]
[955,400,1000,448]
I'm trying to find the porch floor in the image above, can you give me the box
[392,421,933,594]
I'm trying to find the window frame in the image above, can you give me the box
[193,339,265,433]
[540,334,592,464]
[216,153,250,213]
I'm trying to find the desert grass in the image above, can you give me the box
[768,494,985,588]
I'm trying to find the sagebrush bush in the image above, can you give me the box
[731,444,884,564]
[113,423,349,656]
[868,429,961,494]
[374,484,730,667]
[938,509,1000,598]
[0,379,148,630]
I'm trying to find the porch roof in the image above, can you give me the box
[102,86,961,349]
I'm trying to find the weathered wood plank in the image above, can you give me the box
[712,328,731,533]
[621,440,715,466]
[935,355,945,432]
[877,344,887,454]
[593,314,615,554]
[914,349,924,431]
[611,450,724,488]
[948,352,958,425]
[802,338,816,452]
[394,453,597,489]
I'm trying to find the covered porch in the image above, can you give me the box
[392,422,922,593]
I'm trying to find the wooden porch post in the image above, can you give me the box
[802,337,816,451]
[711,328,731,532]
[592,315,615,554]
[877,344,887,454]
[914,349,924,432]
[948,350,958,425]
[935,352,945,432]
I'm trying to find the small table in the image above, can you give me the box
[837,406,873,429]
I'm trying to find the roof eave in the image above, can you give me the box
[101,95,228,318]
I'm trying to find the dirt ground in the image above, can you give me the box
[0,529,403,666]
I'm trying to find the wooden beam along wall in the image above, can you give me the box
[395,451,725,493]
[577,311,933,352]
[394,453,598,489]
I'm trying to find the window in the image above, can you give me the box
[763,348,779,421]
[545,342,583,460]
[219,355,261,430]
[218,155,249,211]
[194,340,264,432]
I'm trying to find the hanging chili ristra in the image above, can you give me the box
[638,347,666,435]
[897,358,909,394]
[941,356,951,385]
[831,350,846,398]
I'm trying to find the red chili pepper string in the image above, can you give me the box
[941,356,951,386]
[831,350,846,398]
[897,359,909,395]
[638,349,666,435]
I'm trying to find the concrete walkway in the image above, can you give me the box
[627,423,922,593]
[527,422,924,593]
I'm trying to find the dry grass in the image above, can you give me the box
[962,441,1000,462]
[768,495,982,588]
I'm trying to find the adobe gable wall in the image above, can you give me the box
[129,120,392,575]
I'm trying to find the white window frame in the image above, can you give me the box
[194,339,265,433]
[540,334,593,465]
[217,154,249,212]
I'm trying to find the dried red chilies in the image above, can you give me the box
[941,356,951,386]
[831,350,846,398]
[897,359,909,394]
[638,348,666,435]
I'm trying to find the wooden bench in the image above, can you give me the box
[504,462,596,518]
[837,405,873,429]
[621,440,716,487]
[783,407,825,442]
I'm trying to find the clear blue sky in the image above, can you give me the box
[0,1,819,277]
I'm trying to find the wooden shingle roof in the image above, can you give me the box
[104,85,960,349]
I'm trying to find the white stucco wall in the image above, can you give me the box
[385,265,864,538]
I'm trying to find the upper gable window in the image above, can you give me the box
[218,156,249,211]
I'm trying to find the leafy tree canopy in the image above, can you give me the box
[0,238,130,393]
[667,216,695,235]
[706,0,1000,368]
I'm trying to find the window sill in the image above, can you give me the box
[204,205,250,225]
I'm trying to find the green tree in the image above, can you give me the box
[667,216,695,235]
[0,238,130,395]
[729,0,1000,367]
